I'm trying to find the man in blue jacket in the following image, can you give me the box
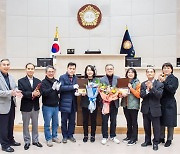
[59,62,79,143]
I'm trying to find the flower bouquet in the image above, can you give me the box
[86,82,99,113]
[98,84,120,115]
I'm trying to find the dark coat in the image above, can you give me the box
[59,72,77,113]
[160,74,179,127]
[41,77,59,107]
[140,80,164,117]
[18,76,41,112]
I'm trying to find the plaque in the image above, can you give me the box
[117,78,130,94]
[117,78,129,88]
[77,78,88,94]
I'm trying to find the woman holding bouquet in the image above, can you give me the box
[121,68,141,146]
[80,65,99,143]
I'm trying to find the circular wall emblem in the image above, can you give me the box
[77,4,102,29]
[123,40,132,49]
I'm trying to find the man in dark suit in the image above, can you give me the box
[100,64,120,145]
[59,62,79,143]
[140,68,164,151]
[18,63,42,150]
[0,59,21,153]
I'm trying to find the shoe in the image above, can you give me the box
[122,137,130,143]
[90,136,95,143]
[32,142,43,147]
[69,137,76,143]
[127,140,136,146]
[83,136,88,142]
[62,138,67,143]
[110,137,120,144]
[153,144,158,151]
[10,141,21,146]
[24,143,30,150]
[159,138,165,143]
[2,146,14,152]
[141,142,152,147]
[101,138,108,145]
[52,138,61,143]
[46,140,53,147]
[164,140,172,147]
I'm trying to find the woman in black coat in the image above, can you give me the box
[158,62,179,147]
[80,65,98,143]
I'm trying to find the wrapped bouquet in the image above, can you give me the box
[86,82,99,113]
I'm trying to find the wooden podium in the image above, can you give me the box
[76,96,102,126]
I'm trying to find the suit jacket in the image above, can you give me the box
[100,75,120,108]
[0,72,17,114]
[59,72,77,113]
[18,76,41,112]
[140,79,164,117]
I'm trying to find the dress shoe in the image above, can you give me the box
[153,144,158,151]
[90,136,95,143]
[83,136,88,142]
[164,140,172,147]
[10,141,21,146]
[141,142,152,147]
[2,146,14,152]
[32,142,43,147]
[159,138,165,144]
[24,143,30,150]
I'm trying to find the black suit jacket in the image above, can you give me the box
[140,79,164,117]
[18,76,41,112]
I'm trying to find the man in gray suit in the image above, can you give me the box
[0,59,21,153]
[100,64,120,145]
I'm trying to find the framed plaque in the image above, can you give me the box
[117,78,129,88]
[77,78,88,94]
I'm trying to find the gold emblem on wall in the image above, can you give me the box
[77,4,102,29]
[123,40,132,49]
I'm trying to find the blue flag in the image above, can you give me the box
[120,27,135,57]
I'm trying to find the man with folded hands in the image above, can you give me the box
[140,68,164,151]
[0,59,22,153]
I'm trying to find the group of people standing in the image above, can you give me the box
[0,58,179,152]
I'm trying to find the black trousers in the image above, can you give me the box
[101,105,118,138]
[123,107,138,141]
[143,112,160,145]
[82,107,97,137]
[0,102,15,148]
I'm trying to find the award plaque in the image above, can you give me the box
[77,78,88,94]
[117,78,130,94]
[117,78,129,88]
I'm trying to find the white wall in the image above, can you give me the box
[6,0,177,67]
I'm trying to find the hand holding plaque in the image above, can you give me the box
[117,78,130,96]
[77,78,88,95]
